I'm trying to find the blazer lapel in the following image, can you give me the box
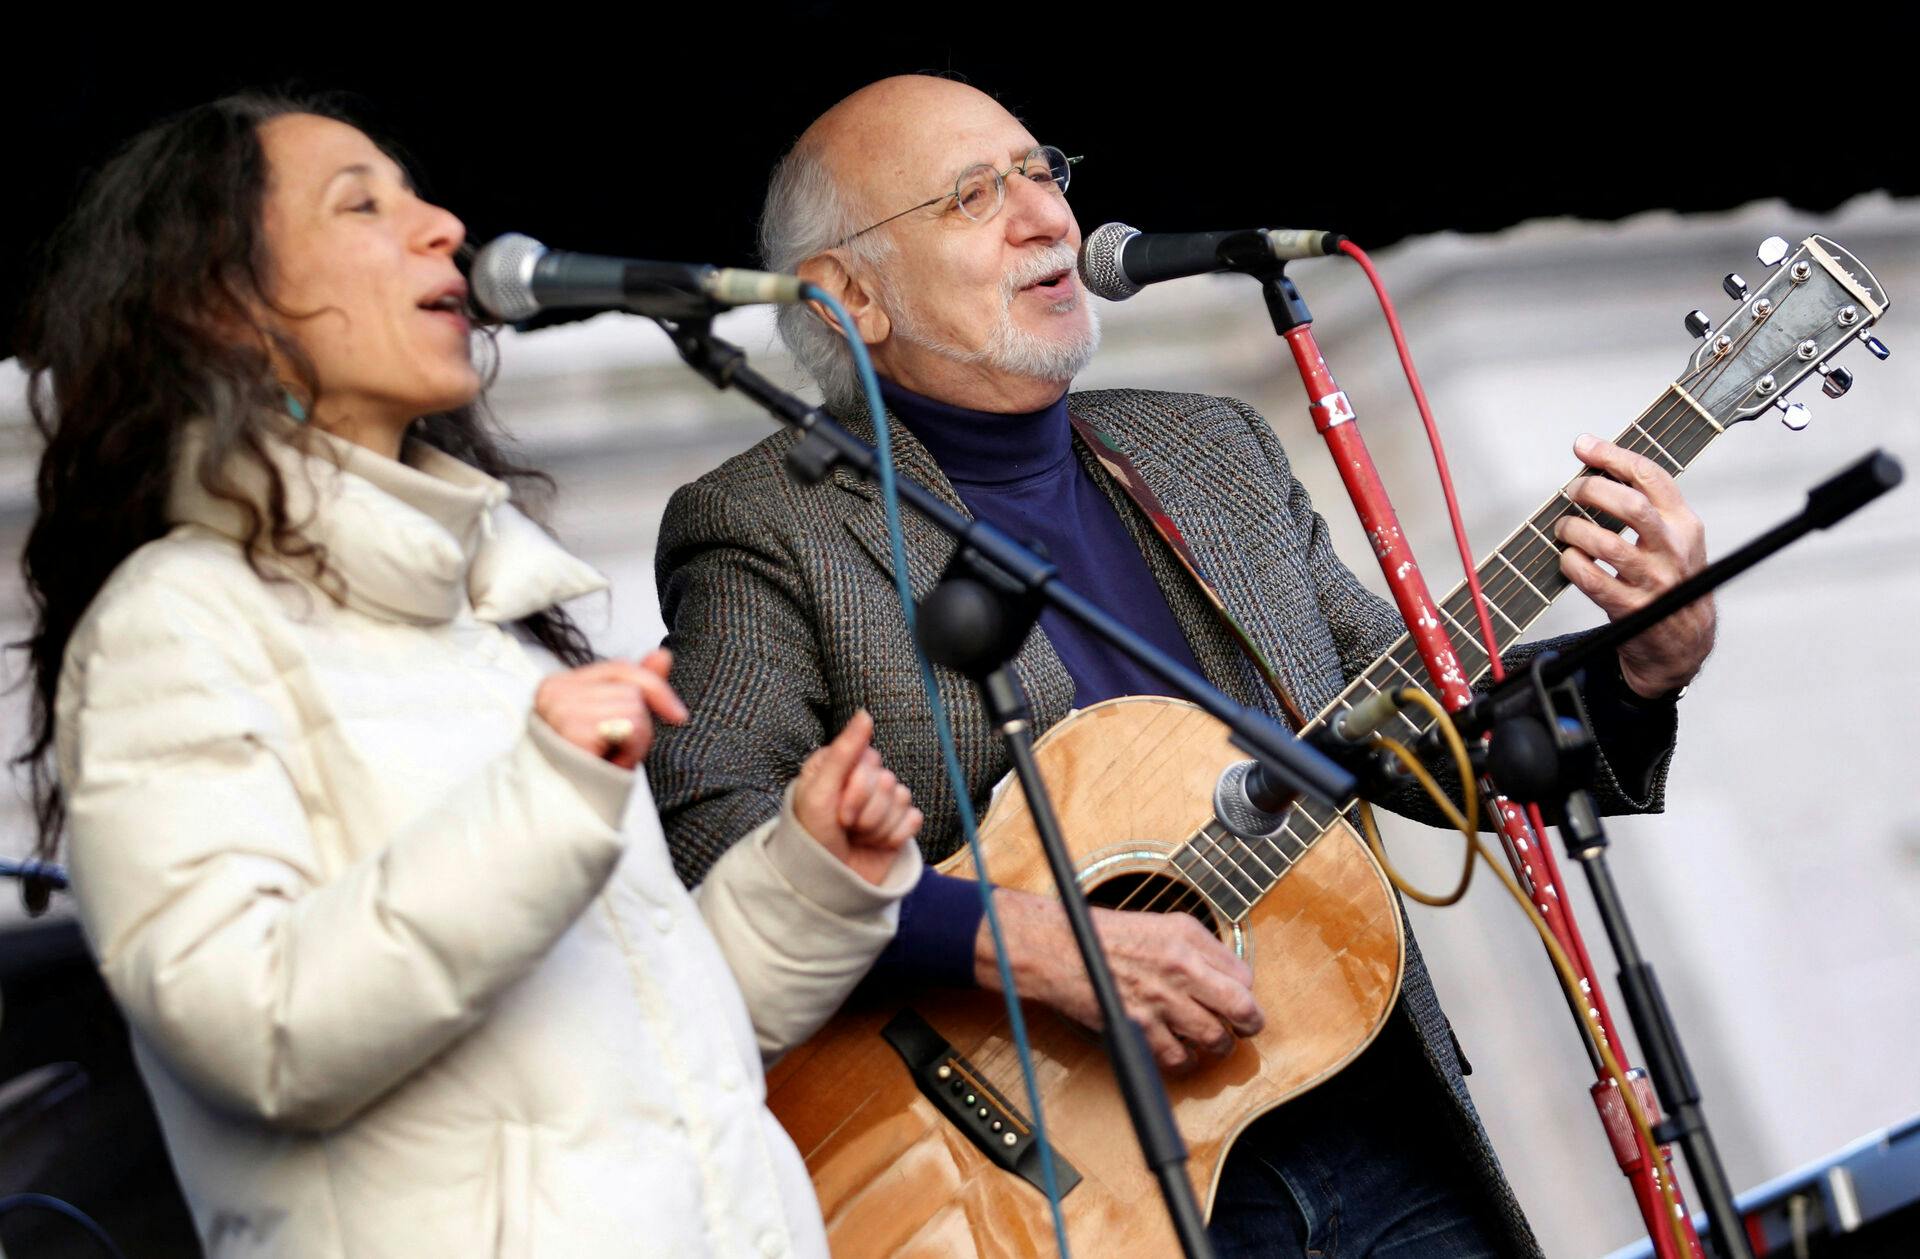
[1070,413,1337,721]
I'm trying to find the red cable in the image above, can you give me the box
[1337,240,1507,683]
[1338,238,1642,1048]
[1335,240,1693,1258]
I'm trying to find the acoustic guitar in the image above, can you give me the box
[766,235,1890,1257]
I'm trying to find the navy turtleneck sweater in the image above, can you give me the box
[866,377,1206,987]
[878,376,1206,707]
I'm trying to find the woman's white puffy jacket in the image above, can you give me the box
[55,423,919,1258]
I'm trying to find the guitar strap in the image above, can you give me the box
[1067,412,1310,733]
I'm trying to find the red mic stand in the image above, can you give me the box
[1255,264,1703,1259]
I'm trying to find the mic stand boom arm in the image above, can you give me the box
[1452,450,1904,738]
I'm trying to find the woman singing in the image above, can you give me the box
[12,93,921,1257]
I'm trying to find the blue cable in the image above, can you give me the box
[0,1194,129,1259]
[801,285,1072,1257]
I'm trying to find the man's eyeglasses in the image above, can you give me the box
[833,145,1082,249]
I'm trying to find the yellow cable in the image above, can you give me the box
[1359,686,1478,906]
[1354,686,1692,1257]
[1358,769,1474,907]
[1389,685,1479,836]
[1470,829,1693,1259]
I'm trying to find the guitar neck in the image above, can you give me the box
[1351,382,1723,716]
[1171,385,1725,920]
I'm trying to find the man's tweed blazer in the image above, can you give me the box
[652,388,1676,1257]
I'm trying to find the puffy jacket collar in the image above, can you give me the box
[168,417,606,625]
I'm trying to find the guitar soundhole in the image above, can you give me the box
[1084,872,1220,939]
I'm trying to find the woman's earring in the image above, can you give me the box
[285,392,308,423]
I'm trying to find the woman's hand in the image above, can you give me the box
[534,648,688,770]
[791,711,922,885]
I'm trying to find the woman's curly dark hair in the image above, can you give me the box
[11,90,595,862]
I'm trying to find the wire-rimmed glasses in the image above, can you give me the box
[833,145,1081,248]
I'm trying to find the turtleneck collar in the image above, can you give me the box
[167,416,606,626]
[877,377,1072,487]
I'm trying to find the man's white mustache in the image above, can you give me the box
[1000,244,1081,303]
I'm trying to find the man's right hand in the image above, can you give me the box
[975,889,1264,1071]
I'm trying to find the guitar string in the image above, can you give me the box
[1119,430,1673,922]
[1408,267,1815,658]
[1114,273,1817,919]
[1116,381,1720,920]
[1286,290,1807,821]
[1190,350,1746,904]
[1108,384,1721,922]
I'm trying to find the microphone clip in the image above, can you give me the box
[1302,726,1412,803]
[1,859,69,918]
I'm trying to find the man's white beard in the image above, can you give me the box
[882,242,1102,384]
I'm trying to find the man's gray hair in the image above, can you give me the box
[758,141,894,410]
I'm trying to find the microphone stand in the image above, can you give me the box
[1251,261,1704,1257]
[1449,448,1902,1259]
[654,313,1359,1258]
[917,557,1216,1259]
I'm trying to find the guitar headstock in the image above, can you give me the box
[1679,235,1890,431]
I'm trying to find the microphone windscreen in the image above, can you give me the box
[1077,222,1142,301]
[471,233,547,322]
[1213,760,1294,840]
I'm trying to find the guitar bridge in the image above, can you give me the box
[881,1010,1082,1199]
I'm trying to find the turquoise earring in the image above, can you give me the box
[285,392,308,424]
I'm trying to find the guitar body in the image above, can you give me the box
[767,696,1405,1257]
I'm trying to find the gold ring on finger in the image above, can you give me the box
[597,717,637,750]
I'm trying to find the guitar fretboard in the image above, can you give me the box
[1170,384,1724,920]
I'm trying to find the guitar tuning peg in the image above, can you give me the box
[1777,401,1812,430]
[1858,331,1891,360]
[1757,236,1791,267]
[1723,273,1749,300]
[1684,309,1714,338]
[1820,364,1855,399]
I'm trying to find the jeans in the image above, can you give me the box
[1207,1010,1502,1258]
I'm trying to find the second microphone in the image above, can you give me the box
[472,233,806,323]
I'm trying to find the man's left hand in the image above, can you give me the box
[1557,434,1716,697]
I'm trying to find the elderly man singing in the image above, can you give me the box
[649,75,1713,1257]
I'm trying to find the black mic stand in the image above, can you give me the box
[916,553,1215,1259]
[1455,449,1903,1259]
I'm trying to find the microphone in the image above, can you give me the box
[471,233,805,323]
[1326,688,1407,744]
[1077,223,1347,301]
[1212,691,1414,839]
[1213,759,1301,841]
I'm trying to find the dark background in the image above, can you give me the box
[6,19,1915,359]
